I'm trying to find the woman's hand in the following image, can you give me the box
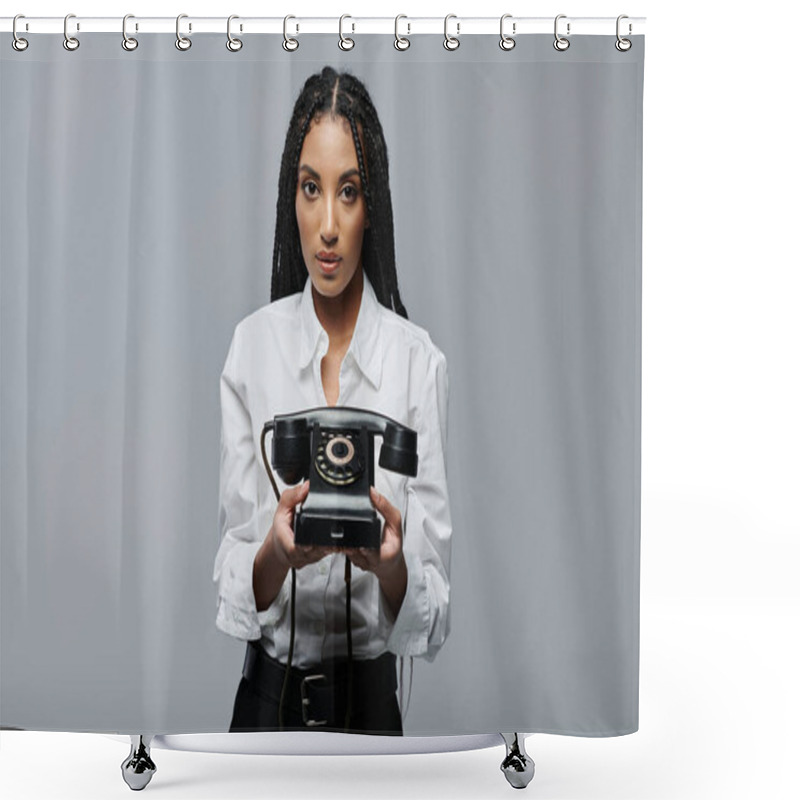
[268,480,336,570]
[344,486,405,582]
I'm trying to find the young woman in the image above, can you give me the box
[213,67,452,735]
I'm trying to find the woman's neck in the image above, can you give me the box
[311,266,364,351]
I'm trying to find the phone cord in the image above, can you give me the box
[344,557,353,732]
[260,426,295,732]
[260,427,352,732]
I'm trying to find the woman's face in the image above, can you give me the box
[295,114,369,300]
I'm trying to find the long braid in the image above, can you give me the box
[360,123,406,319]
[342,78,408,319]
[272,92,327,301]
[344,109,385,307]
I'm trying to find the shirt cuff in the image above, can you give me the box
[257,572,291,628]
[382,550,430,657]
[215,540,291,640]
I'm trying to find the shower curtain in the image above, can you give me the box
[0,22,644,738]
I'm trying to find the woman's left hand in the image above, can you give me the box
[344,486,404,581]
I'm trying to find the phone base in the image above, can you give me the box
[294,511,381,550]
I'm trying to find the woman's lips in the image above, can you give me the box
[316,255,341,274]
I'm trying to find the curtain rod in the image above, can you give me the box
[1,16,646,36]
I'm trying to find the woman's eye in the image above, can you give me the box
[300,181,358,202]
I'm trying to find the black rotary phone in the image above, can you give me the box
[260,407,418,550]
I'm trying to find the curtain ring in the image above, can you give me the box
[12,14,29,52]
[175,14,191,51]
[394,15,410,51]
[443,14,460,51]
[227,15,243,52]
[499,14,516,51]
[283,15,299,51]
[339,15,355,50]
[615,15,632,52]
[122,14,138,51]
[553,14,570,51]
[63,13,80,51]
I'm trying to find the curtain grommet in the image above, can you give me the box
[339,15,355,50]
[553,14,570,51]
[63,13,80,51]
[12,14,29,52]
[499,14,516,51]
[226,15,243,52]
[175,14,191,51]
[283,15,299,51]
[394,15,410,51]
[121,14,138,52]
[443,14,460,51]
[615,15,632,51]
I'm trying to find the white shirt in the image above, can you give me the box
[213,271,452,668]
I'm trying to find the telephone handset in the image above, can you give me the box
[261,407,418,549]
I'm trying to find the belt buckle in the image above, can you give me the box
[301,673,329,727]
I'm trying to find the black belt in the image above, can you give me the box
[243,640,397,728]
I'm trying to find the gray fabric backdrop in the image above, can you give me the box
[0,32,643,736]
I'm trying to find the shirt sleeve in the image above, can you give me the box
[212,324,290,641]
[379,346,452,662]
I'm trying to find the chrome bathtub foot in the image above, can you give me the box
[500,733,535,789]
[121,735,156,791]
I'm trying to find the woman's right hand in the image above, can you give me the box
[268,480,336,570]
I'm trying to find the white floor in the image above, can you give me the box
[2,596,798,799]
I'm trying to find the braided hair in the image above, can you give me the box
[270,66,408,319]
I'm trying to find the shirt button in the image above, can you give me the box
[318,560,328,574]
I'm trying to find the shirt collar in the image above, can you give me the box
[298,270,383,391]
